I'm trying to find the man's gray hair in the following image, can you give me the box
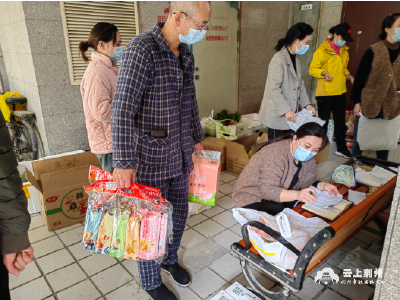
[169,1,201,17]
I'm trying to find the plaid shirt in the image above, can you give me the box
[111,23,204,180]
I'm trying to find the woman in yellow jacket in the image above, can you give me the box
[309,23,355,158]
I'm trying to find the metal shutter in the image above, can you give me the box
[60,1,139,85]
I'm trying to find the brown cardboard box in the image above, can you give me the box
[315,142,330,164]
[202,137,226,171]
[25,152,101,231]
[225,133,260,175]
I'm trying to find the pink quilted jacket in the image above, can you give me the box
[81,51,118,154]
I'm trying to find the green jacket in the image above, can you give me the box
[0,112,31,255]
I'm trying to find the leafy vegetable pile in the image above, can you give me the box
[214,109,241,123]
[332,165,355,187]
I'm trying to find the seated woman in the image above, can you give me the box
[232,122,338,215]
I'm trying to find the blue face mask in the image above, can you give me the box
[295,41,309,55]
[179,16,206,45]
[106,44,124,61]
[293,140,317,162]
[335,39,346,47]
[390,28,400,43]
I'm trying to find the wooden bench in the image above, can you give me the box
[231,156,398,300]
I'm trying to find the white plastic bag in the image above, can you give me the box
[287,109,326,132]
[201,110,218,137]
[232,208,327,270]
[338,246,381,272]
[332,165,356,187]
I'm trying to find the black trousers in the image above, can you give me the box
[268,128,294,141]
[243,199,297,216]
[1,256,10,300]
[316,93,347,150]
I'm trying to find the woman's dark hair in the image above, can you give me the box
[79,22,119,63]
[259,122,329,152]
[275,22,314,51]
[379,13,400,40]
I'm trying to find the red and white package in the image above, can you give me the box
[89,166,114,184]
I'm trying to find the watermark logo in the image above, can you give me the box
[314,267,340,285]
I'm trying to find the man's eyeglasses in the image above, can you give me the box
[173,11,210,32]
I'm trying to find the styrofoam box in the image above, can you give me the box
[210,291,236,300]
[39,150,85,160]
[226,282,262,300]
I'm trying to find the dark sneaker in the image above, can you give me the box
[335,148,351,158]
[145,283,178,300]
[161,263,192,287]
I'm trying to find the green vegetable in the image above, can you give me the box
[214,109,241,123]
[332,165,355,187]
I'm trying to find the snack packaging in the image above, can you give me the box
[189,151,221,206]
[123,212,141,260]
[89,166,114,184]
[82,202,103,252]
[139,211,162,260]
[158,212,168,257]
[109,209,130,258]
[95,208,115,255]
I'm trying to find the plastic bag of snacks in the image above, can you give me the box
[89,165,114,184]
[189,151,221,206]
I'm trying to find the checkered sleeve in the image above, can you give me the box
[111,45,149,169]
[191,81,204,144]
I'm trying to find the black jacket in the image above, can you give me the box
[0,112,31,255]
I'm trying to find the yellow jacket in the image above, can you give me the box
[309,39,350,96]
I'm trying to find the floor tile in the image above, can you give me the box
[69,242,92,260]
[29,226,54,243]
[32,236,64,258]
[105,281,150,300]
[212,211,237,228]
[209,253,242,281]
[216,195,236,209]
[235,269,276,290]
[91,264,133,294]
[316,289,347,300]
[353,232,376,244]
[202,205,225,218]
[55,223,83,234]
[29,215,45,230]
[294,277,324,299]
[57,279,101,300]
[218,183,234,195]
[228,179,237,186]
[220,173,237,183]
[9,261,42,289]
[317,168,329,180]
[46,263,87,292]
[317,161,342,175]
[121,259,140,278]
[309,262,341,281]
[79,253,118,276]
[10,277,52,300]
[58,226,84,246]
[187,214,208,227]
[161,272,201,300]
[180,229,207,250]
[340,237,367,252]
[230,223,242,237]
[190,268,227,299]
[213,229,241,251]
[36,248,75,274]
[327,249,348,267]
[330,275,374,299]
[181,238,227,275]
[193,219,225,237]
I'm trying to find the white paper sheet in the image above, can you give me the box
[348,190,368,205]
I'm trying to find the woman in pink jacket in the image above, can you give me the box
[79,22,123,173]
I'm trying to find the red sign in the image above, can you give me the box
[46,196,58,203]
[206,35,229,42]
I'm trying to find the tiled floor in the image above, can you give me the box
[12,143,383,300]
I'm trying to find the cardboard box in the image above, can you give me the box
[25,152,101,231]
[202,137,226,171]
[225,133,260,175]
[216,119,248,137]
[315,142,330,164]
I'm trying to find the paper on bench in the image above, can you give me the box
[307,186,343,209]
[348,190,367,205]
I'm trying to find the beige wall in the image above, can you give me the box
[237,1,291,115]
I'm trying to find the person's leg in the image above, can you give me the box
[376,150,389,161]
[242,202,263,211]
[0,256,11,300]
[316,96,333,133]
[95,153,114,173]
[260,200,286,215]
[352,116,362,157]
[268,128,285,141]
[332,94,350,156]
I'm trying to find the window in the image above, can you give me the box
[60,1,139,85]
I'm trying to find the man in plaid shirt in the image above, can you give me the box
[111,2,212,299]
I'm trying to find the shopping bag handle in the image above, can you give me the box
[241,220,301,257]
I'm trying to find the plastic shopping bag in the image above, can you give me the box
[189,151,221,206]
[201,110,218,137]
[287,109,326,132]
[332,165,356,188]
